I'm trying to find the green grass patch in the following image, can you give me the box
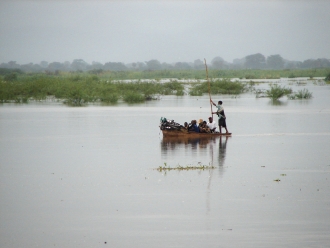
[266,84,292,100]
[325,73,330,83]
[189,79,246,96]
[0,75,187,105]
[288,89,313,99]
[122,91,145,103]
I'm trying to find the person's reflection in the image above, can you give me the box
[206,136,229,215]
[218,136,229,167]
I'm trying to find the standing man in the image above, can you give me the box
[210,99,229,134]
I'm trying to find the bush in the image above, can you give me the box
[288,89,312,99]
[100,92,119,104]
[123,91,145,103]
[325,73,330,82]
[0,68,23,76]
[266,84,292,100]
[162,81,184,95]
[4,73,18,81]
[189,79,246,96]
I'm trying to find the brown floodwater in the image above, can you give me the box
[1,79,330,247]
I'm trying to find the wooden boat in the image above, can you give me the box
[160,60,233,139]
[162,129,232,137]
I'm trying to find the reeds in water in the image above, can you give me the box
[189,79,246,96]
[288,89,313,100]
[0,75,185,105]
[265,84,292,100]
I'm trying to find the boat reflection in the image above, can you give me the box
[161,135,230,167]
[161,135,230,214]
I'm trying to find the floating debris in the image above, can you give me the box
[274,179,281,182]
[157,163,215,172]
[280,174,287,176]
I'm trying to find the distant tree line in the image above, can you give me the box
[1,54,330,74]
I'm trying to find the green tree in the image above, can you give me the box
[48,62,65,72]
[174,62,191,70]
[193,59,204,70]
[145,60,162,70]
[211,56,226,69]
[267,54,284,69]
[103,62,127,71]
[245,53,266,69]
[71,59,88,71]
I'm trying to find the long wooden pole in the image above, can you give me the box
[204,58,213,117]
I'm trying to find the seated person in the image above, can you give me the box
[188,120,199,132]
[200,121,211,133]
[198,119,204,130]
[207,117,217,133]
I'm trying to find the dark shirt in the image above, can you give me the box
[191,124,200,133]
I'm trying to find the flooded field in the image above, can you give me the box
[1,79,330,247]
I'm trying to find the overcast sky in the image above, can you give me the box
[1,0,330,65]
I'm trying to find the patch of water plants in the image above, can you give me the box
[325,73,330,83]
[0,75,184,105]
[98,68,330,80]
[288,88,313,100]
[264,84,293,101]
[189,78,247,96]
[157,162,215,172]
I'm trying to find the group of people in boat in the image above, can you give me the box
[183,99,229,134]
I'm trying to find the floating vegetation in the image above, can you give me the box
[274,179,281,182]
[122,91,145,103]
[0,76,184,105]
[280,174,287,176]
[255,89,267,98]
[157,162,215,172]
[288,89,313,100]
[325,73,330,83]
[161,80,185,96]
[265,84,292,101]
[189,78,246,96]
[245,81,260,92]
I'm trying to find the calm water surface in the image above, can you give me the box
[1,80,330,247]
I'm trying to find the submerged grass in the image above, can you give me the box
[1,68,326,104]
[265,84,292,100]
[325,73,330,84]
[0,75,185,105]
[288,88,313,100]
[189,79,246,96]
[90,68,330,80]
